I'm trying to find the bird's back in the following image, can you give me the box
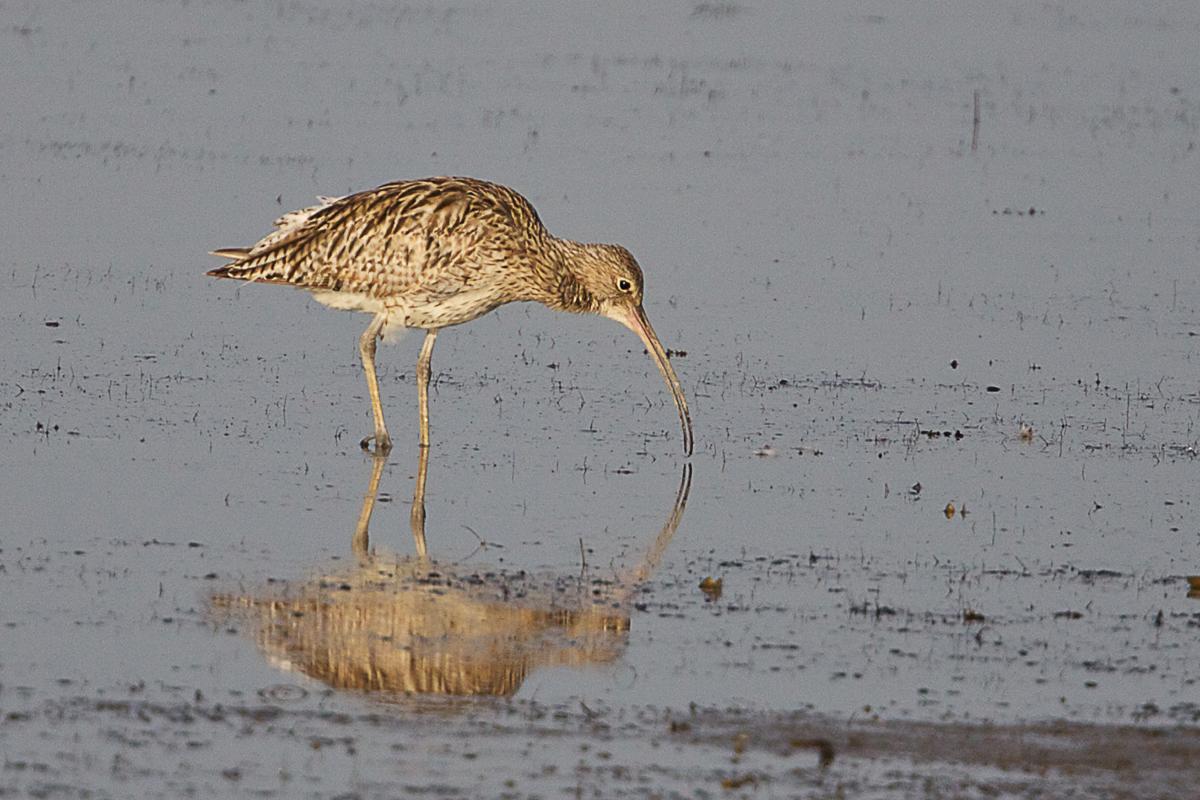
[209,177,553,303]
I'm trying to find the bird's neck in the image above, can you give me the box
[529,237,600,314]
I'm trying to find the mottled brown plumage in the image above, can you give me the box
[208,177,692,455]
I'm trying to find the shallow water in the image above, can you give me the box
[2,1,1199,796]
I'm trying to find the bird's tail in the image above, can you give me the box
[207,248,297,285]
[207,248,252,279]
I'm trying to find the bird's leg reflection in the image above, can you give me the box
[351,453,387,560]
[410,444,429,559]
[351,447,430,561]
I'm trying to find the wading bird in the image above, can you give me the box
[208,177,693,455]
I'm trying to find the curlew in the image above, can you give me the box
[208,177,693,455]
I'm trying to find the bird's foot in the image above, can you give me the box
[360,433,393,455]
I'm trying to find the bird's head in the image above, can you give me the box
[558,242,693,456]
[556,242,644,316]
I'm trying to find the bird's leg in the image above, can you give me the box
[416,329,438,448]
[358,313,392,453]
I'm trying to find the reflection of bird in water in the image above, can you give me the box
[210,452,691,699]
[207,177,693,455]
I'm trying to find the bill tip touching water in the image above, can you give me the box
[207,176,693,456]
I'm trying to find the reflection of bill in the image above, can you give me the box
[210,452,691,700]
[1188,575,1200,600]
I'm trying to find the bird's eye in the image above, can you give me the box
[617,279,633,292]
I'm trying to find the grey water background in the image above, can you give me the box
[2,1,1199,795]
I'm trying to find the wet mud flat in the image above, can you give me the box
[2,692,1196,799]
[3,506,1198,797]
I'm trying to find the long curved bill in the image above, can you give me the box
[608,303,694,456]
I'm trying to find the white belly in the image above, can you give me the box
[309,290,387,314]
[309,287,503,341]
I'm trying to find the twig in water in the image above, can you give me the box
[971,90,981,152]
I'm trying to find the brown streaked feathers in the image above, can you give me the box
[208,176,693,455]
